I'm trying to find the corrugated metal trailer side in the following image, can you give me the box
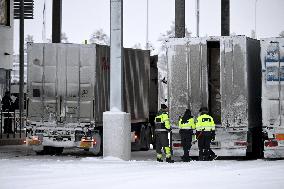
[167,36,262,158]
[27,44,151,125]
[27,43,96,124]
[261,37,284,158]
[123,48,150,123]
[94,45,110,126]
[123,48,152,150]
[149,55,158,118]
[26,43,153,154]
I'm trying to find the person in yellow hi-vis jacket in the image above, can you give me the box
[178,109,196,162]
[154,104,174,163]
[196,107,217,161]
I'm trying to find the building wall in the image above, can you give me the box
[0,0,14,70]
[11,54,27,84]
[0,0,13,97]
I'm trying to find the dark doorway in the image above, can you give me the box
[207,41,221,124]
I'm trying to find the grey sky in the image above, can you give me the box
[13,0,284,53]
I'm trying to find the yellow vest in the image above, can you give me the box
[155,113,170,129]
[196,114,215,131]
[178,118,196,129]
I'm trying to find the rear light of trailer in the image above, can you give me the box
[265,140,278,147]
[234,141,247,146]
[93,139,97,145]
[275,134,284,141]
[173,143,182,148]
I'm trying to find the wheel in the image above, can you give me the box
[54,147,64,155]
[140,126,151,151]
[89,133,102,156]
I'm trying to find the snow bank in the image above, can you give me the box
[1,157,284,189]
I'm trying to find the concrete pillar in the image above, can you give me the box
[103,0,131,161]
[110,0,123,110]
[103,112,131,160]
[196,0,200,37]
[175,0,185,38]
[52,0,62,43]
[19,0,25,138]
[221,0,230,36]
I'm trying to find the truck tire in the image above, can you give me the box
[54,147,64,155]
[140,126,151,151]
[89,133,102,156]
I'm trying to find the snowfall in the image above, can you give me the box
[0,145,284,189]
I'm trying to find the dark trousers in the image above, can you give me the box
[197,131,215,161]
[155,131,169,154]
[3,113,13,134]
[179,129,193,157]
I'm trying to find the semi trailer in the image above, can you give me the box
[25,43,157,155]
[261,37,284,158]
[166,36,263,159]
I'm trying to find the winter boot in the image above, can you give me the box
[166,157,174,163]
[210,154,218,161]
[181,155,191,162]
[209,149,218,160]
[157,158,163,162]
[204,149,211,161]
[198,150,204,161]
[157,153,163,162]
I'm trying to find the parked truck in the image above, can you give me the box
[25,43,157,155]
[261,37,284,158]
[166,36,263,159]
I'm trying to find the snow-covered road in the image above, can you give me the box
[0,145,284,189]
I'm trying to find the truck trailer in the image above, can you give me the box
[261,37,284,158]
[25,43,157,155]
[167,36,263,159]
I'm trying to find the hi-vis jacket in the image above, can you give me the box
[155,112,170,132]
[196,114,215,131]
[178,118,196,130]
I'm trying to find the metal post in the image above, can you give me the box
[7,111,10,138]
[0,109,2,139]
[146,0,149,49]
[104,0,131,161]
[175,0,185,38]
[110,0,123,111]
[19,0,25,139]
[42,0,47,42]
[275,42,281,126]
[254,0,258,39]
[13,110,16,138]
[52,0,62,43]
[196,0,199,37]
[221,0,230,36]
[186,43,191,108]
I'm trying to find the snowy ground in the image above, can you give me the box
[0,145,284,189]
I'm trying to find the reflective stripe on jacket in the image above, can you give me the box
[178,118,196,129]
[196,114,215,131]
